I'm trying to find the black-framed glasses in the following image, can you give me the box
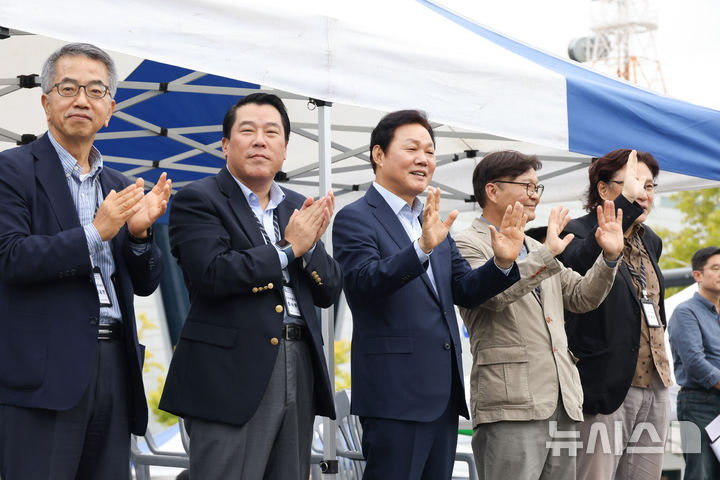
[608,180,658,193]
[50,80,111,99]
[492,180,544,198]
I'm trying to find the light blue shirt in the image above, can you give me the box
[229,168,317,325]
[669,291,720,390]
[228,167,316,268]
[373,182,438,293]
[48,130,148,325]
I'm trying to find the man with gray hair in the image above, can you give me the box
[0,43,170,478]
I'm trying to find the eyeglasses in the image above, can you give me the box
[608,180,658,193]
[492,180,544,198]
[50,80,111,99]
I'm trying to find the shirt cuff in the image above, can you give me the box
[414,239,431,264]
[603,252,623,268]
[129,242,151,256]
[493,257,513,276]
[83,224,103,257]
[302,244,316,268]
[274,245,289,269]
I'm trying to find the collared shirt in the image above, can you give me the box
[229,168,316,268]
[229,168,316,324]
[48,130,148,326]
[372,182,438,293]
[669,292,720,390]
[232,172,287,263]
[624,225,672,388]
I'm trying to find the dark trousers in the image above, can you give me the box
[0,339,131,480]
[360,359,463,480]
[677,388,720,480]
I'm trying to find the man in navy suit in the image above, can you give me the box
[332,110,525,479]
[0,43,170,479]
[160,93,342,479]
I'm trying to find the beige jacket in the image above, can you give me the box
[455,218,618,426]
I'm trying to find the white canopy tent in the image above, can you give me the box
[2,0,720,210]
[3,1,720,475]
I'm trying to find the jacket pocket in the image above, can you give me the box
[180,321,238,348]
[361,336,413,355]
[473,345,530,407]
[0,319,49,391]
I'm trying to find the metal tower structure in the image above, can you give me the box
[569,0,667,93]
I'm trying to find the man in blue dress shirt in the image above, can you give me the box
[669,246,720,480]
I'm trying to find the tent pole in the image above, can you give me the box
[317,99,338,478]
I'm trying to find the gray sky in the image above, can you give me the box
[443,0,720,110]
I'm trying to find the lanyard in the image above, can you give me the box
[252,208,280,245]
[624,234,648,299]
[251,208,290,284]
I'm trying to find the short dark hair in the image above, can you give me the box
[584,149,659,212]
[472,150,542,208]
[369,110,434,173]
[691,246,720,272]
[222,92,291,142]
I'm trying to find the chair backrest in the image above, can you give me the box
[130,423,189,479]
[178,417,190,453]
[334,389,365,479]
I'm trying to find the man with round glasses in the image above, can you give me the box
[558,149,670,480]
[454,150,624,480]
[0,43,170,479]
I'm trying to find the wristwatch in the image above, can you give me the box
[128,227,153,244]
[275,239,295,264]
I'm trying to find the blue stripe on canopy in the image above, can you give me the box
[420,0,720,180]
[97,60,260,186]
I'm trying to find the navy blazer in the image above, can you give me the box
[159,168,342,426]
[332,186,520,422]
[558,195,666,415]
[0,134,163,434]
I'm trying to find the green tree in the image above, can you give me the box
[653,187,720,297]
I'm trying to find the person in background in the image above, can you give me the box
[558,149,671,480]
[669,246,720,480]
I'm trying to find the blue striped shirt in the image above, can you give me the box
[48,131,146,325]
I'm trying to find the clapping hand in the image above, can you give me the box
[621,150,645,203]
[418,187,458,254]
[595,199,624,261]
[489,201,526,269]
[127,172,172,238]
[544,206,574,257]
[284,189,335,257]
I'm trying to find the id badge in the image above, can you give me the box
[93,266,113,307]
[283,285,302,318]
[641,298,661,328]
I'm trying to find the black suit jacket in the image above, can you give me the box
[558,196,666,414]
[159,168,342,425]
[0,134,163,434]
